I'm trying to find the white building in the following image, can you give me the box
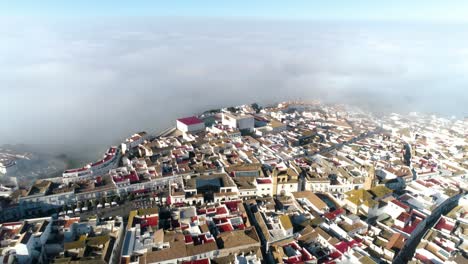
[176,116,205,133]
[0,185,13,197]
[62,147,120,184]
[0,159,18,182]
[0,217,52,264]
[256,178,273,197]
[125,132,148,149]
[222,113,254,131]
[0,162,18,189]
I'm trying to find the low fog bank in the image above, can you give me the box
[1,18,467,161]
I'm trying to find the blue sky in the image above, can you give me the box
[1,1,468,22]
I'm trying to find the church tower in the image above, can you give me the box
[364,165,377,190]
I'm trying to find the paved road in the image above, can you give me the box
[392,192,465,264]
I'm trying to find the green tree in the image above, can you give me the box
[251,103,262,113]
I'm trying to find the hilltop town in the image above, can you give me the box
[0,101,467,264]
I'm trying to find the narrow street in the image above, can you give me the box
[393,192,465,263]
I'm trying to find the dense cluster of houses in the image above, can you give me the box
[0,101,466,263]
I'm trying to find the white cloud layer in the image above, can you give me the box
[0,18,467,156]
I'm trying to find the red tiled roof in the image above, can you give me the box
[92,160,104,167]
[234,223,245,230]
[224,201,240,212]
[427,179,442,185]
[415,253,431,264]
[434,217,455,232]
[324,208,345,221]
[182,259,210,264]
[416,180,432,187]
[64,167,88,173]
[177,116,204,125]
[213,217,228,224]
[181,223,190,230]
[391,199,410,211]
[396,217,422,234]
[397,212,411,222]
[217,222,234,232]
[257,178,272,184]
[197,234,215,244]
[216,206,228,215]
[207,208,217,214]
[334,239,360,253]
[64,218,80,228]
[398,194,412,202]
[126,171,139,183]
[92,154,114,167]
[145,215,159,227]
[114,171,139,183]
[284,256,302,264]
[329,251,342,259]
[185,235,193,244]
[301,248,314,261]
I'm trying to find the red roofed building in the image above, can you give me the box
[217,222,234,232]
[224,200,241,212]
[281,241,316,264]
[64,217,80,229]
[256,177,273,197]
[215,205,229,215]
[256,178,272,184]
[395,212,411,228]
[394,213,423,235]
[324,208,345,221]
[134,214,159,229]
[182,259,210,264]
[434,216,455,234]
[177,116,205,133]
[334,239,361,253]
[387,199,411,219]
[391,199,410,211]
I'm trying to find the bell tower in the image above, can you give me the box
[364,165,377,190]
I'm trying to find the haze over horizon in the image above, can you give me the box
[1,2,468,159]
